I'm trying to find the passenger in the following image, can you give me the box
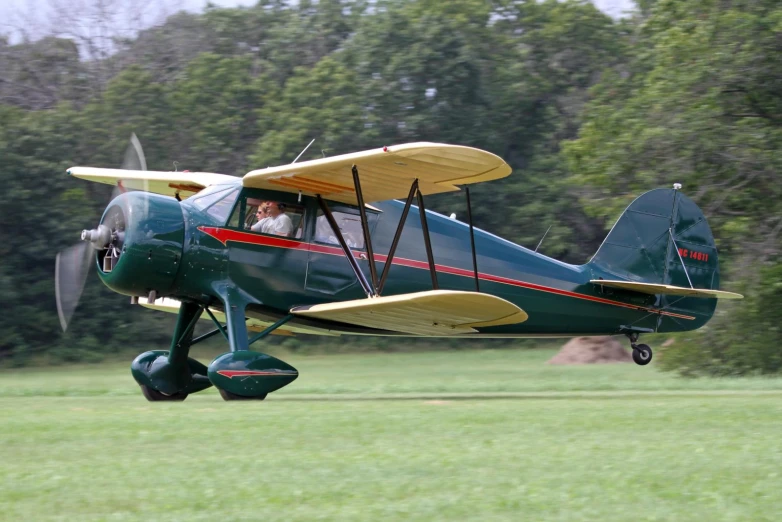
[250,202,271,232]
[258,202,293,237]
[314,214,333,243]
[314,214,360,247]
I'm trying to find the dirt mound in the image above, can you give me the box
[548,336,631,365]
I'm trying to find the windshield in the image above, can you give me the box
[190,184,236,207]
[189,184,240,224]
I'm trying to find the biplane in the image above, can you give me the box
[57,137,742,401]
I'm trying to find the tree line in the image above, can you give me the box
[0,0,778,374]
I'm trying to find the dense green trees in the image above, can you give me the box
[0,0,778,372]
[565,0,781,374]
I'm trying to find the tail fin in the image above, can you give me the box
[588,187,720,292]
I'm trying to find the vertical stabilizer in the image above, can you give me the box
[589,188,720,290]
[587,187,721,331]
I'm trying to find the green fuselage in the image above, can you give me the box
[99,182,716,339]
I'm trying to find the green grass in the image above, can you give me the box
[2,348,782,521]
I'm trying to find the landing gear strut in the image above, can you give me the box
[206,297,298,401]
[626,333,653,366]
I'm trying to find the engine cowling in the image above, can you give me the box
[95,192,185,297]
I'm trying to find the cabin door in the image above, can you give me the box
[305,207,377,300]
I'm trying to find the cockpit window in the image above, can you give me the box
[243,199,305,239]
[314,210,368,249]
[191,185,240,223]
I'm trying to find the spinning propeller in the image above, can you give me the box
[55,134,147,332]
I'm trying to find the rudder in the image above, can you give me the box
[589,188,720,290]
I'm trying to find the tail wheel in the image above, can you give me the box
[218,388,267,401]
[140,384,188,402]
[632,344,653,366]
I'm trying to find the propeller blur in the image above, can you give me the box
[55,133,147,332]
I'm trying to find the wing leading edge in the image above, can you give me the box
[290,290,528,336]
[243,142,511,206]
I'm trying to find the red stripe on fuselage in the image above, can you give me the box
[197,226,695,320]
[216,370,297,378]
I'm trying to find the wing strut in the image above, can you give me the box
[317,194,376,297]
[318,169,442,298]
[366,172,438,291]
[465,186,480,292]
[352,165,379,294]
[248,314,294,346]
[378,179,418,294]
[416,183,439,290]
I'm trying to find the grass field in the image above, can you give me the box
[2,348,782,521]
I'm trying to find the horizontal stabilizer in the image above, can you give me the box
[590,280,743,300]
[67,167,237,200]
[290,290,528,336]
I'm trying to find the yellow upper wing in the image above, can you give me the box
[67,167,237,200]
[243,143,511,205]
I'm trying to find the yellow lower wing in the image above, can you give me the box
[137,297,337,336]
[290,290,528,336]
[590,280,743,299]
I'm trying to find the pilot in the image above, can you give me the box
[255,202,293,237]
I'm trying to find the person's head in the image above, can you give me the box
[268,202,285,217]
[255,201,271,218]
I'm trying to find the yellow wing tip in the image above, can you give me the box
[464,308,528,328]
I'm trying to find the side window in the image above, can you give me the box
[239,198,305,239]
[314,210,374,249]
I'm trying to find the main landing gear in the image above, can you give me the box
[626,333,653,366]
[131,298,299,402]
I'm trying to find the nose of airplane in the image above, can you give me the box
[95,191,185,298]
